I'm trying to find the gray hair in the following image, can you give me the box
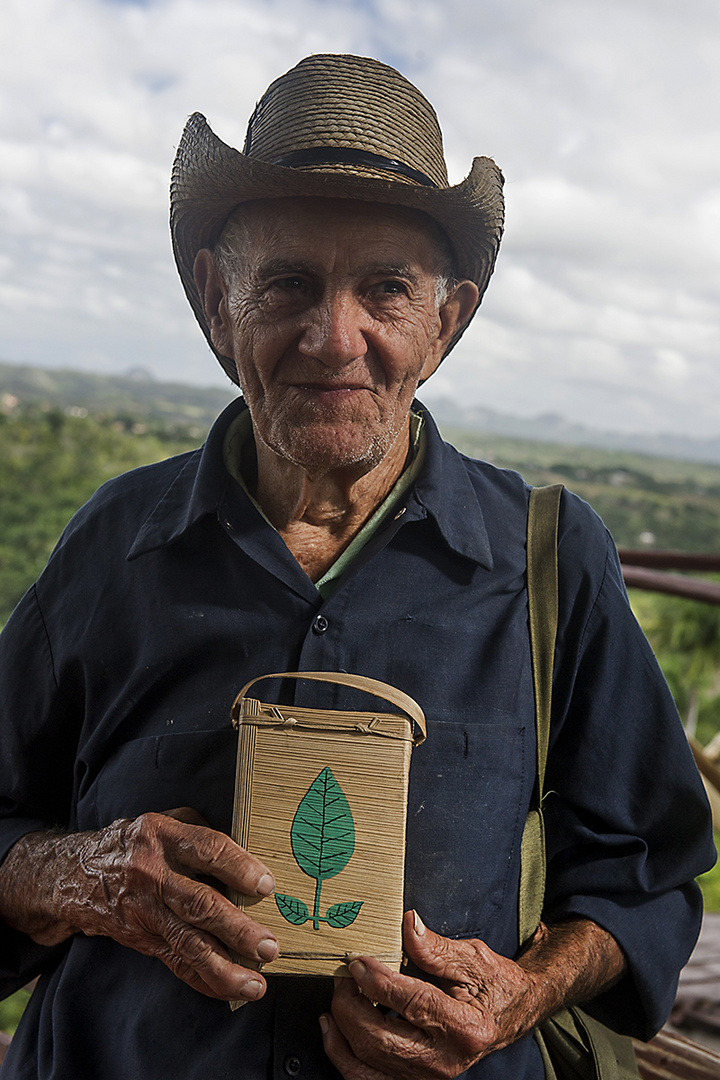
[212,215,249,292]
[433,274,458,307]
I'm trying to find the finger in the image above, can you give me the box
[331,978,440,1080]
[402,910,495,985]
[341,961,494,1077]
[149,814,276,897]
[162,870,278,964]
[320,1011,393,1080]
[332,975,432,1051]
[162,807,210,828]
[333,973,389,1026]
[153,932,242,999]
[159,913,268,1001]
[345,954,489,1051]
[346,957,445,1031]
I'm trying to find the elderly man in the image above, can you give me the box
[0,55,713,1080]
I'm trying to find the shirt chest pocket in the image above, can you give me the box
[79,729,238,834]
[404,720,528,940]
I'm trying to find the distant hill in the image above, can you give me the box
[426,397,720,467]
[0,361,239,436]
[1,360,719,465]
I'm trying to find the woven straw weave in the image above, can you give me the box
[244,55,449,187]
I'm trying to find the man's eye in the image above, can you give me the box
[378,281,408,296]
[267,276,308,294]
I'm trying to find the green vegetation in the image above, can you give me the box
[629,589,720,746]
[698,839,720,910]
[626,589,720,911]
[0,986,32,1036]
[0,359,237,432]
[0,407,200,625]
[445,427,720,552]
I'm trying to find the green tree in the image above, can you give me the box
[631,590,720,742]
[0,409,198,625]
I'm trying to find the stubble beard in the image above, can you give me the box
[250,393,406,481]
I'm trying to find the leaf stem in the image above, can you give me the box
[312,877,323,930]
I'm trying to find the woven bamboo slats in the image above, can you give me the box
[229,673,424,990]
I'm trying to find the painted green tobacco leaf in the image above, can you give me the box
[275,893,309,926]
[291,767,355,881]
[324,901,363,929]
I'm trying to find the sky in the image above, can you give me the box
[1,0,719,437]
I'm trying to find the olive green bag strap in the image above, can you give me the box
[522,485,640,1080]
[519,484,562,945]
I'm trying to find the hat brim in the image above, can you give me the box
[171,113,504,384]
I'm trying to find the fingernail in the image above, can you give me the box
[319,1015,329,1036]
[257,938,278,961]
[348,958,367,978]
[257,873,275,896]
[413,910,425,936]
[242,979,264,1000]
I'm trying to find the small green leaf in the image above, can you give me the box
[291,767,355,881]
[324,901,364,928]
[275,893,310,926]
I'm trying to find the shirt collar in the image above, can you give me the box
[128,396,493,571]
[409,402,493,570]
[127,397,242,559]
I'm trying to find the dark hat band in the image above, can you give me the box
[271,147,438,188]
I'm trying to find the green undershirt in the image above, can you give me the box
[223,410,426,599]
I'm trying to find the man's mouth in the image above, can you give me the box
[292,383,373,398]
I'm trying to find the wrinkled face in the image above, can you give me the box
[203,198,471,478]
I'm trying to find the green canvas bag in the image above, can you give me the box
[523,485,640,1080]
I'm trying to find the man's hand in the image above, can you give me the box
[0,808,279,1001]
[321,910,626,1080]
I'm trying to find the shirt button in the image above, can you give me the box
[283,1056,302,1076]
[312,614,329,634]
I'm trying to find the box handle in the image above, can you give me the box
[233,671,426,745]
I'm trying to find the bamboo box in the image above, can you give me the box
[229,671,426,984]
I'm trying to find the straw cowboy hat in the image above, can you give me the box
[170,53,505,385]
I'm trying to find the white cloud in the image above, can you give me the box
[0,0,719,433]
[655,349,689,385]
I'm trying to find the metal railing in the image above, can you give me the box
[618,551,720,606]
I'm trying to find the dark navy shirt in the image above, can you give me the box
[0,399,713,1079]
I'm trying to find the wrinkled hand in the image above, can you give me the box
[0,808,279,1001]
[321,910,548,1080]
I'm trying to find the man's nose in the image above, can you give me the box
[297,292,367,366]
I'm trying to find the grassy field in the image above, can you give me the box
[443,426,720,553]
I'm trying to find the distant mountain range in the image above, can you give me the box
[422,398,720,466]
[0,361,239,433]
[1,360,719,465]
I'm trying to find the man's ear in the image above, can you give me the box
[419,280,480,381]
[193,249,234,357]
